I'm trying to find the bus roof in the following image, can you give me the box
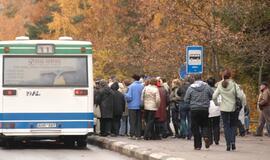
[0,40,92,45]
[0,39,92,54]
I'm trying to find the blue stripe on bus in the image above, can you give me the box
[0,113,94,121]
[2,121,94,129]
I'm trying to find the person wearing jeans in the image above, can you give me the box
[213,69,244,151]
[119,80,131,136]
[178,79,192,139]
[244,106,250,134]
[179,101,192,139]
[119,116,129,136]
[221,111,238,147]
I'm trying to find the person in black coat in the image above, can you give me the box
[111,82,126,136]
[95,80,114,136]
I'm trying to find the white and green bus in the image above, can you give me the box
[0,36,94,148]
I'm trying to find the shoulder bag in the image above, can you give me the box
[234,83,243,113]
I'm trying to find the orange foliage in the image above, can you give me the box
[0,0,50,40]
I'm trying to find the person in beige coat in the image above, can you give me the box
[119,79,131,136]
[141,78,161,140]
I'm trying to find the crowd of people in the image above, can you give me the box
[93,69,270,151]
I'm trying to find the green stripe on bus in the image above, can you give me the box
[0,47,92,54]
[0,44,36,47]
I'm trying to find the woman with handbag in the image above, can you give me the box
[213,69,244,151]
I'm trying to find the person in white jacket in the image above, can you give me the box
[141,78,161,140]
[207,77,221,145]
[212,69,244,151]
[236,86,247,136]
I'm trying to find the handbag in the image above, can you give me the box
[234,83,242,112]
[93,104,101,118]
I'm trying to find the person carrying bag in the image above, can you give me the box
[213,69,244,151]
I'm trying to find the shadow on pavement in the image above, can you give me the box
[0,140,90,150]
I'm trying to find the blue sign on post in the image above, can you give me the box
[186,46,203,74]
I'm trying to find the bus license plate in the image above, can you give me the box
[36,123,57,128]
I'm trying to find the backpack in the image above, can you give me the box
[177,83,189,99]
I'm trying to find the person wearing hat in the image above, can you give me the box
[257,81,270,136]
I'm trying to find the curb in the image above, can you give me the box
[87,136,185,160]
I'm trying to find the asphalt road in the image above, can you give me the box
[0,141,134,160]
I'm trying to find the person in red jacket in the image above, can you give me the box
[155,78,170,139]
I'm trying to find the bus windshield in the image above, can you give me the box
[3,56,88,87]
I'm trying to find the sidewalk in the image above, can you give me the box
[88,135,270,160]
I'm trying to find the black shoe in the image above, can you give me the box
[135,137,141,140]
[174,134,181,138]
[162,135,167,138]
[232,144,236,150]
[100,133,108,137]
[204,138,210,149]
[253,133,263,137]
[168,133,173,137]
[144,136,150,140]
[110,133,116,137]
[215,141,219,145]
[154,136,162,140]
[226,146,231,151]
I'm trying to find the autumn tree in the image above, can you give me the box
[217,0,270,85]
[47,0,78,38]
[0,0,48,40]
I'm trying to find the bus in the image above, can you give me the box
[0,36,94,148]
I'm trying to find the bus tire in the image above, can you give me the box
[77,136,87,148]
[63,139,75,148]
[4,138,14,149]
[0,138,4,147]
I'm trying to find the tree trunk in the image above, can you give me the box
[258,51,265,87]
[210,0,220,80]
